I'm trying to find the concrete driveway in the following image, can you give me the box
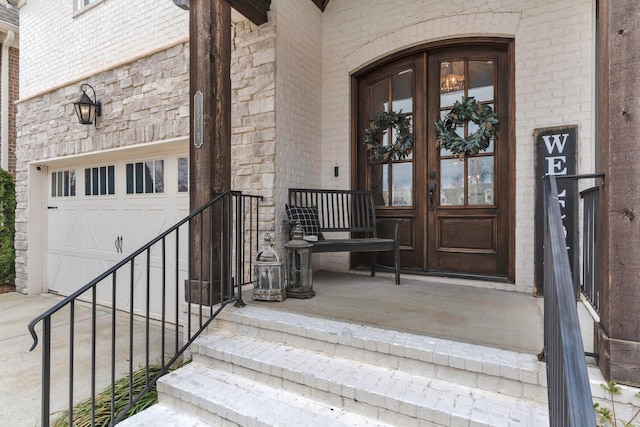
[0,292,61,427]
[0,292,175,427]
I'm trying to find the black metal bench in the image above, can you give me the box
[287,188,401,284]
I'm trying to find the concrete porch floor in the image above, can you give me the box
[247,270,595,356]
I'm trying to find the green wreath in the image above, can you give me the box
[435,96,498,159]
[363,110,414,162]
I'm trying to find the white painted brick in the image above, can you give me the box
[20,0,188,99]
[19,0,594,295]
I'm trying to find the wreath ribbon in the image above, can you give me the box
[435,96,498,159]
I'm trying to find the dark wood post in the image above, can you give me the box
[596,0,640,386]
[187,0,231,304]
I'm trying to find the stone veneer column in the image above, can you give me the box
[595,0,640,386]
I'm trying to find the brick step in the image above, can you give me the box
[118,403,211,427]
[191,331,548,426]
[208,305,547,404]
[157,362,393,427]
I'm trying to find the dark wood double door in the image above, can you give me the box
[355,40,514,281]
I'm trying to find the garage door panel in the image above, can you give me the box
[64,209,80,250]
[84,208,119,253]
[47,152,189,325]
[62,253,81,294]
[120,206,176,251]
[48,252,64,292]
[49,208,79,250]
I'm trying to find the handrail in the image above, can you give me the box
[27,191,240,349]
[543,174,596,426]
[28,190,263,426]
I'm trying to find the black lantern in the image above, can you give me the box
[73,84,101,127]
[285,221,314,299]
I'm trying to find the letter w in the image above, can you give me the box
[542,133,569,154]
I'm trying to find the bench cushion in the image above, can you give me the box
[285,204,324,240]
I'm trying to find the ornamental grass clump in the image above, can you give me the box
[594,380,640,427]
[52,365,163,427]
[0,168,15,284]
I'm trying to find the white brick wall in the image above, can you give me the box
[271,0,323,250]
[16,0,595,293]
[19,0,188,99]
[320,0,595,291]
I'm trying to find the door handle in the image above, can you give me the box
[428,183,436,211]
[115,235,123,253]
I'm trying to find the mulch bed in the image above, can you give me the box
[0,281,15,294]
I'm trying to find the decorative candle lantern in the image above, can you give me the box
[252,232,285,302]
[285,221,315,299]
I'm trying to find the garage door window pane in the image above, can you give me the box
[108,166,115,194]
[84,169,91,195]
[154,160,164,193]
[178,157,188,192]
[85,165,116,196]
[144,161,154,193]
[99,167,107,195]
[92,168,99,195]
[127,159,164,195]
[51,170,76,198]
[135,162,144,194]
[52,173,57,197]
[126,164,134,194]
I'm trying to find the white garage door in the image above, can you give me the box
[47,151,189,323]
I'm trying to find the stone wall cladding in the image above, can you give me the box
[320,0,595,291]
[14,43,190,292]
[19,0,188,99]
[15,14,279,293]
[230,18,278,236]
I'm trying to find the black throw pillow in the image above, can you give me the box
[285,205,324,240]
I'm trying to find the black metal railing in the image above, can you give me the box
[543,174,596,427]
[28,191,262,426]
[580,185,600,312]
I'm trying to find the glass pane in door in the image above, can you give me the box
[370,78,389,114]
[370,163,389,206]
[440,60,464,107]
[392,162,412,206]
[440,158,464,206]
[467,156,494,205]
[468,60,494,102]
[392,70,413,113]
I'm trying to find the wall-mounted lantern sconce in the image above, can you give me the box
[73,84,101,128]
[172,0,189,10]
